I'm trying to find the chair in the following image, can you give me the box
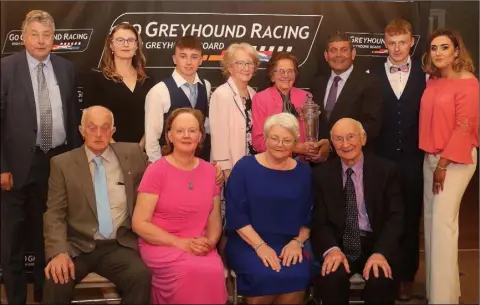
[224,267,241,305]
[348,273,366,304]
[71,272,121,304]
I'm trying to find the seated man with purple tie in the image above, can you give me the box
[310,118,403,305]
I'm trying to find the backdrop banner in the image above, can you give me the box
[0,0,431,278]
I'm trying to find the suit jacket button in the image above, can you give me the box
[89,244,94,248]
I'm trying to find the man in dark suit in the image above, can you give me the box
[371,19,426,301]
[310,32,383,154]
[310,118,403,305]
[42,105,151,304]
[0,10,81,304]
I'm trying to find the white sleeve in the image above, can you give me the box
[204,79,212,134]
[145,82,169,163]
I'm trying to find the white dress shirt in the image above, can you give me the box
[384,56,412,99]
[26,51,66,147]
[323,64,354,107]
[145,69,212,163]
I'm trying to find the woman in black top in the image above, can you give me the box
[83,23,154,148]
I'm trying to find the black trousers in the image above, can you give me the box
[1,145,67,304]
[315,236,395,305]
[388,152,423,282]
[43,240,151,304]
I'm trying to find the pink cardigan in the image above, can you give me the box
[209,77,257,170]
[252,86,308,152]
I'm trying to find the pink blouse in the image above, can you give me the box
[419,77,479,164]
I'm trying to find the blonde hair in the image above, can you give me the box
[422,28,475,78]
[22,10,55,33]
[263,113,300,141]
[221,43,260,78]
[384,18,412,36]
[99,23,148,83]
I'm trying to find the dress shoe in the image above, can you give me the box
[34,288,43,303]
[396,281,413,301]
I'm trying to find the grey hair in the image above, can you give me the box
[263,113,300,141]
[329,119,366,137]
[221,42,259,78]
[21,10,55,33]
[80,106,115,128]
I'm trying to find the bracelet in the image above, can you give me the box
[253,242,267,251]
[293,238,305,248]
[436,165,448,171]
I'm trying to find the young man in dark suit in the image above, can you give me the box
[310,118,403,305]
[310,32,383,155]
[371,19,426,301]
[0,10,81,304]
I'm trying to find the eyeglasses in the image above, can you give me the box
[332,133,359,144]
[274,69,295,76]
[234,61,256,69]
[113,38,137,45]
[267,136,294,146]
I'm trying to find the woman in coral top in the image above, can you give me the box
[419,29,478,304]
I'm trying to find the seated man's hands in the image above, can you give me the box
[256,244,281,272]
[363,253,392,280]
[306,139,330,163]
[211,162,224,185]
[279,240,303,267]
[0,172,13,191]
[45,253,75,284]
[321,248,350,276]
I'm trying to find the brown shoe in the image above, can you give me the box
[397,282,413,301]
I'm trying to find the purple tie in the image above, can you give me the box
[325,76,342,120]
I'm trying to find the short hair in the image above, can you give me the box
[162,108,205,156]
[99,23,148,83]
[80,106,115,128]
[422,28,475,77]
[221,42,259,78]
[263,113,300,141]
[21,10,55,33]
[174,36,203,55]
[325,31,353,51]
[329,118,366,138]
[265,51,299,82]
[384,18,413,36]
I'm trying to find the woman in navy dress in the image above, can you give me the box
[225,112,313,304]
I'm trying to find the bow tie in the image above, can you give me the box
[390,64,410,73]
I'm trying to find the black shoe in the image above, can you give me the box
[34,288,43,303]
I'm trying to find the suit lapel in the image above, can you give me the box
[329,67,358,123]
[75,146,97,217]
[362,154,375,230]
[50,55,68,122]
[268,87,283,113]
[227,78,246,120]
[111,144,134,216]
[332,159,346,226]
[19,51,37,121]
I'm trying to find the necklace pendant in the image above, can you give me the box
[188,181,194,190]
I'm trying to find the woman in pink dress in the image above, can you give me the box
[420,29,478,304]
[132,108,227,304]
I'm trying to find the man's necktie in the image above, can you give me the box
[390,63,410,73]
[93,156,114,238]
[343,168,362,262]
[324,76,342,121]
[184,83,198,108]
[37,63,53,152]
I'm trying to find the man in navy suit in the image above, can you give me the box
[0,10,81,304]
[371,18,426,301]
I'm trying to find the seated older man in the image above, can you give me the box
[310,118,403,305]
[42,106,152,304]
